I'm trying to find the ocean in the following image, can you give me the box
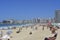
[0,23,34,29]
[0,23,34,27]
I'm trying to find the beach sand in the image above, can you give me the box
[0,24,60,40]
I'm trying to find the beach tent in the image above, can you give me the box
[2,35,10,39]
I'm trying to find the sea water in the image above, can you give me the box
[0,23,34,29]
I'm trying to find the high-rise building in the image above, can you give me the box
[55,10,60,23]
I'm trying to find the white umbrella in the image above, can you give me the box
[2,35,10,39]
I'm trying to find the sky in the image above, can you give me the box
[0,0,60,21]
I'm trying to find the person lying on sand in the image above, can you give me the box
[44,27,58,40]
[44,33,57,40]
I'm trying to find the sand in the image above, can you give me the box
[0,24,60,40]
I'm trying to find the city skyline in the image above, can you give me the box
[0,0,60,21]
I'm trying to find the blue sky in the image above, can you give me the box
[0,0,60,21]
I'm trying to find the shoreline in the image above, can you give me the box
[0,23,60,40]
[0,23,35,30]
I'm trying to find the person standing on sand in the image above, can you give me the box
[42,25,45,30]
[47,21,52,29]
